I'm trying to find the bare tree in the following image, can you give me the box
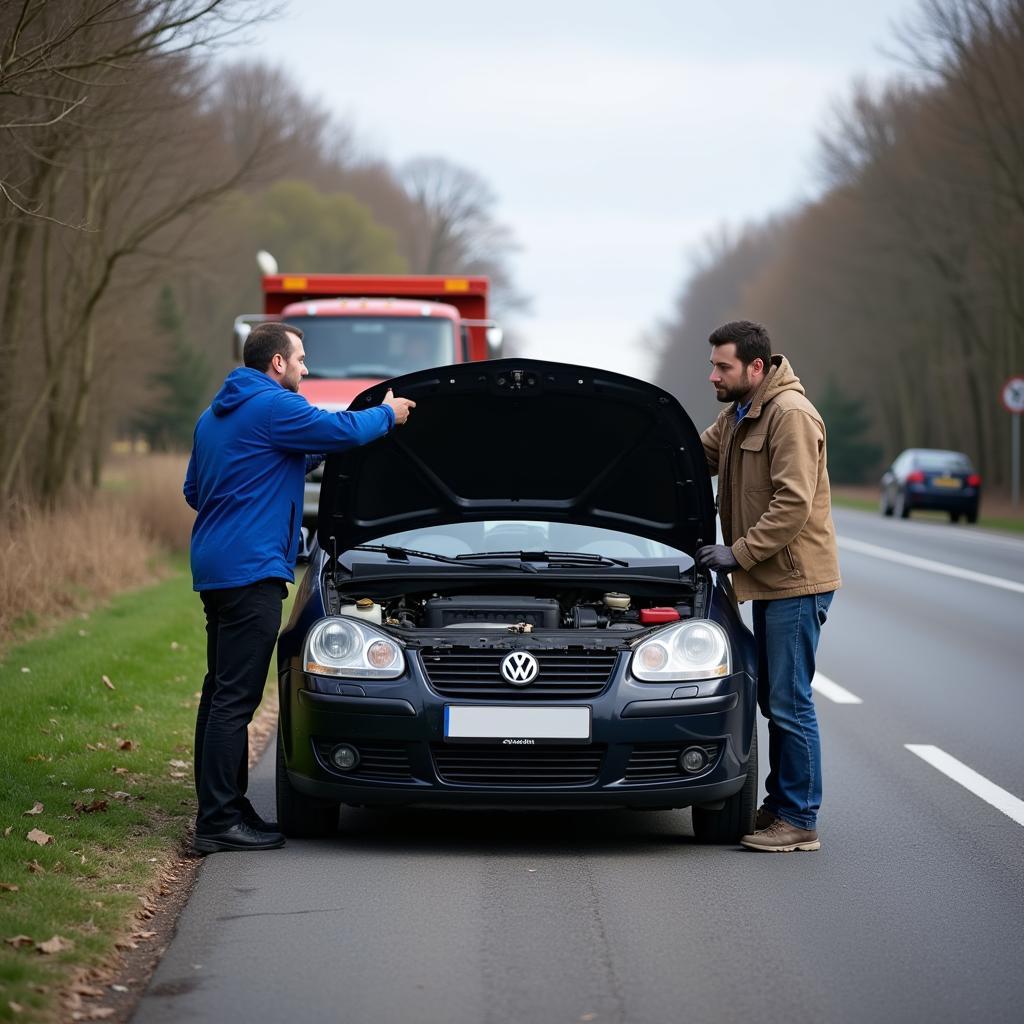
[401,156,528,315]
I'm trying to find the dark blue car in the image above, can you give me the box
[880,448,982,523]
[276,359,758,843]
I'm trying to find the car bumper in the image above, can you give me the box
[906,487,978,511]
[278,665,757,811]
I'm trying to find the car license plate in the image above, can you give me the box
[444,705,591,743]
[933,475,961,488]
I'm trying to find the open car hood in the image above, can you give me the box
[317,359,716,556]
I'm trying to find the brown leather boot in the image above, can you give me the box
[740,817,820,852]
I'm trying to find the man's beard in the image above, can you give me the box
[714,372,750,404]
[284,374,301,393]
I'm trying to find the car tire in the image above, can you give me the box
[881,491,894,517]
[691,728,757,844]
[895,492,910,519]
[276,730,339,838]
[949,511,961,523]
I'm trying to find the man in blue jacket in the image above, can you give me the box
[184,321,414,853]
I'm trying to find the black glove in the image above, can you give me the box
[695,544,739,572]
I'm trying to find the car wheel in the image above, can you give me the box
[276,730,339,838]
[691,728,757,844]
[895,492,910,519]
[881,491,894,517]
[949,511,961,523]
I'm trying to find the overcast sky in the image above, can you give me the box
[244,0,921,380]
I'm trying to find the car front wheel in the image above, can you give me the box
[276,730,339,838]
[895,491,910,519]
[691,728,757,844]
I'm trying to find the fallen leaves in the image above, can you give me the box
[26,828,52,846]
[168,759,190,769]
[23,802,44,816]
[1,883,20,892]
[117,739,137,751]
[4,826,12,837]
[101,675,115,690]
[5,935,33,949]
[26,860,45,874]
[36,934,74,955]
[72,800,108,815]
[71,1008,115,1021]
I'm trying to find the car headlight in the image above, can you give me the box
[305,617,405,679]
[630,619,730,682]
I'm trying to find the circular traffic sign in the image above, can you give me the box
[1002,376,1024,414]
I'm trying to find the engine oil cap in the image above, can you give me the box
[639,607,681,624]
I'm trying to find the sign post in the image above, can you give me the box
[1002,376,1024,509]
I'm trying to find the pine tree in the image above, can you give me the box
[817,377,882,484]
[136,286,212,451]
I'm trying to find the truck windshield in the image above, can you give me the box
[291,316,457,379]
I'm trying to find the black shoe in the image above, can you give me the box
[241,808,279,832]
[193,822,285,854]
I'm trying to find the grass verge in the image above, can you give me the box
[0,560,277,1022]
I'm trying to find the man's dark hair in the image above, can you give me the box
[243,321,304,372]
[708,320,771,369]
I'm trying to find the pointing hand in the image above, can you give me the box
[383,388,416,426]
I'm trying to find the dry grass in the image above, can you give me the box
[0,454,195,649]
[105,453,195,553]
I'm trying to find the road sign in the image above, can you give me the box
[1004,376,1024,509]
[1002,376,1024,414]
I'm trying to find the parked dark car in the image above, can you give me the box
[276,359,757,843]
[880,448,981,523]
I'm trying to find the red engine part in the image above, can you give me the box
[638,607,681,625]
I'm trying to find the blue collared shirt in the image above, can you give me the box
[735,399,752,424]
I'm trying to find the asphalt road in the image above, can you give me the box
[133,508,1024,1024]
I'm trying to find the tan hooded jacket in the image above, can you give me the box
[700,354,841,602]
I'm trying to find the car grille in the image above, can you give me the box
[623,743,721,783]
[315,740,414,781]
[431,743,606,786]
[419,647,619,699]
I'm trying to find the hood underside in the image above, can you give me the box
[317,359,716,555]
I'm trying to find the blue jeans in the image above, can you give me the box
[752,591,834,831]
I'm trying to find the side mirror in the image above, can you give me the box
[486,324,503,357]
[295,525,312,564]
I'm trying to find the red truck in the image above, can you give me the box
[233,272,501,522]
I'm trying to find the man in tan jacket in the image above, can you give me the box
[696,320,840,852]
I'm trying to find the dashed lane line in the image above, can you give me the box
[811,672,863,704]
[905,744,1024,827]
[837,536,1024,595]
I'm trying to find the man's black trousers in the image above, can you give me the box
[195,580,285,834]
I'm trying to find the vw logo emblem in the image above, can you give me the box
[500,651,539,687]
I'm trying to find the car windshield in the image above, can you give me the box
[291,316,456,379]
[913,451,972,472]
[357,520,686,560]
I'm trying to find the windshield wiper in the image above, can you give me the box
[456,550,629,568]
[351,545,537,572]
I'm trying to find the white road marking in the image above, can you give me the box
[837,536,1024,595]
[812,672,863,704]
[905,745,1024,827]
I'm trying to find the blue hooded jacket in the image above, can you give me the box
[184,367,394,590]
